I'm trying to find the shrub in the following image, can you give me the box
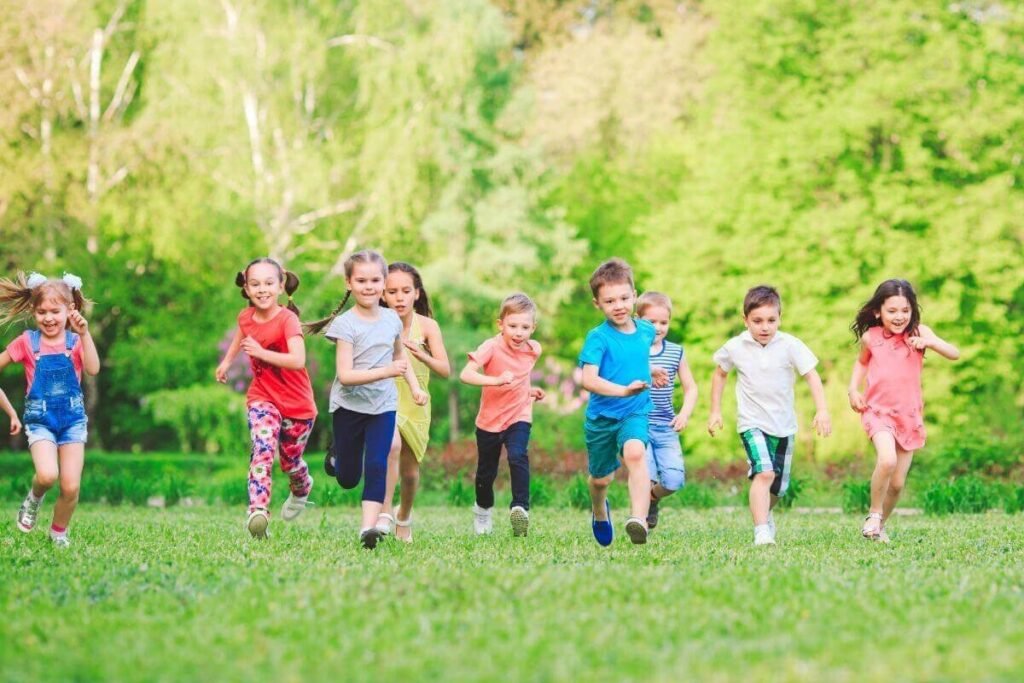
[447,471,475,507]
[842,481,871,514]
[923,476,1002,515]
[776,476,804,509]
[529,475,555,507]
[566,474,591,510]
[144,385,249,455]
[675,483,718,509]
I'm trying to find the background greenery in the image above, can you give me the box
[1,1,1022,483]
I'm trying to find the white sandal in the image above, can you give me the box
[862,512,883,539]
[375,512,395,536]
[395,513,413,543]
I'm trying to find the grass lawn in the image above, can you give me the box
[2,505,1023,682]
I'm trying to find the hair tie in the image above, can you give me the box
[26,272,48,289]
[62,273,83,291]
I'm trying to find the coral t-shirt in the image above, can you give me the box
[468,336,541,432]
[5,331,85,393]
[238,307,317,419]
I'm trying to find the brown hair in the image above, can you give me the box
[637,291,672,317]
[235,258,301,315]
[851,279,921,341]
[498,293,536,320]
[384,261,433,318]
[303,249,388,335]
[743,285,781,316]
[0,273,90,328]
[589,258,635,298]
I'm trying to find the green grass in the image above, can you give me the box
[2,505,1023,682]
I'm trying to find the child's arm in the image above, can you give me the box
[802,368,832,437]
[216,328,243,383]
[241,334,307,370]
[403,317,451,378]
[848,335,869,412]
[671,358,698,432]
[335,339,407,386]
[460,360,514,387]
[707,366,728,436]
[0,386,21,435]
[580,364,648,398]
[910,324,960,360]
[68,308,100,376]
[394,336,428,406]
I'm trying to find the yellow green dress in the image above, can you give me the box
[396,314,431,461]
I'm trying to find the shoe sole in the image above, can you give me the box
[248,513,269,539]
[324,449,336,477]
[625,519,648,545]
[16,521,33,533]
[360,528,383,550]
[510,508,529,537]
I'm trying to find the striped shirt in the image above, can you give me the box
[649,340,684,425]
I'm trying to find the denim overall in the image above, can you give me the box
[22,330,88,446]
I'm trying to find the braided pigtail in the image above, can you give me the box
[284,271,301,316]
[303,291,350,336]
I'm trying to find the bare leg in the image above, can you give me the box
[621,440,651,521]
[882,448,914,523]
[29,441,60,498]
[749,472,775,526]
[396,444,419,542]
[51,443,85,530]
[865,431,898,535]
[361,501,382,532]
[589,474,613,520]
[381,427,402,517]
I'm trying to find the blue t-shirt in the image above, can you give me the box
[578,319,657,419]
[649,340,684,426]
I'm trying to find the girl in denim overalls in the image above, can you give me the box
[0,272,101,547]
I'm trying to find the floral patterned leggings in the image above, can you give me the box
[248,401,314,515]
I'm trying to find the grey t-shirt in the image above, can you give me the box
[325,308,403,414]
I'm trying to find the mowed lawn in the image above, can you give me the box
[2,505,1023,683]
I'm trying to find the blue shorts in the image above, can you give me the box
[23,396,89,447]
[585,412,649,479]
[646,422,685,491]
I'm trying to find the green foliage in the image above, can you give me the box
[144,385,249,454]
[446,470,475,507]
[673,483,719,510]
[566,473,591,510]
[842,481,871,515]
[922,476,1002,515]
[776,476,804,509]
[528,474,554,507]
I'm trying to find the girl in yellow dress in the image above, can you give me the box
[377,263,450,541]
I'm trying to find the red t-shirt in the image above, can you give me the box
[238,307,317,419]
[5,331,85,393]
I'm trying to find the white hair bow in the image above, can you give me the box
[26,272,48,289]
[62,273,83,291]
[25,272,84,290]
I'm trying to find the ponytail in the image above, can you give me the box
[0,272,92,327]
[303,291,351,336]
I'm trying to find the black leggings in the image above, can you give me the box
[332,407,396,503]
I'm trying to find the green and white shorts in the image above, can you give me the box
[739,428,794,497]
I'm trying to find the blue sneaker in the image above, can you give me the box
[592,499,614,547]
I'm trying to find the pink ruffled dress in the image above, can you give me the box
[860,326,926,450]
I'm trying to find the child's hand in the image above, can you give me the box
[650,366,670,388]
[907,334,929,351]
[403,339,430,363]
[411,388,429,406]
[623,380,648,396]
[215,361,230,384]
[670,413,688,432]
[813,411,832,437]
[9,415,22,435]
[530,387,546,402]
[707,411,723,437]
[240,336,264,360]
[494,370,515,386]
[848,389,866,413]
[390,359,410,377]
[67,308,89,334]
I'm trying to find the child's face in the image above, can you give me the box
[244,263,284,312]
[593,282,636,328]
[641,304,671,344]
[34,297,69,339]
[744,304,780,346]
[876,295,912,334]
[347,262,386,309]
[498,312,536,349]
[383,270,418,318]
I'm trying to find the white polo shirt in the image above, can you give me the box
[713,330,818,437]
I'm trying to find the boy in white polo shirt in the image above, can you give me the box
[707,285,831,546]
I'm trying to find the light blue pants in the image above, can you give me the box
[645,423,685,492]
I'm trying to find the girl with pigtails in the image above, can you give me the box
[216,258,317,539]
[0,272,100,548]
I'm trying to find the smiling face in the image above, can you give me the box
[877,295,912,334]
[383,270,418,319]
[34,296,70,340]
[640,304,671,345]
[244,262,284,312]
[744,304,781,346]
[594,282,636,329]
[498,311,536,349]
[347,261,386,309]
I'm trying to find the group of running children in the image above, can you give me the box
[0,253,959,549]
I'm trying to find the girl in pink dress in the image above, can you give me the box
[848,279,959,541]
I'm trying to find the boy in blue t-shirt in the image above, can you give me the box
[578,258,656,546]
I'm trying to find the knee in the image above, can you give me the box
[753,471,776,485]
[506,446,529,466]
[662,471,685,493]
[400,462,420,485]
[622,446,645,467]
[59,481,80,501]
[589,474,613,489]
[889,477,906,495]
[36,471,59,490]
[875,457,897,476]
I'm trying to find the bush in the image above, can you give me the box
[447,471,475,507]
[776,476,804,509]
[566,474,591,510]
[529,475,555,507]
[674,483,719,509]
[923,476,1002,515]
[144,385,249,455]
[842,481,871,514]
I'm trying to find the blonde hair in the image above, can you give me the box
[589,258,634,298]
[499,293,536,320]
[637,291,672,317]
[0,273,90,327]
[303,249,388,335]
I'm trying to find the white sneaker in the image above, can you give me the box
[754,526,776,546]
[50,533,70,548]
[767,511,776,538]
[281,491,313,522]
[247,508,269,539]
[17,493,42,533]
[473,504,493,535]
[510,506,529,537]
